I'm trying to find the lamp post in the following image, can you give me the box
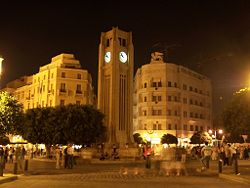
[208,129,223,146]
[0,57,3,89]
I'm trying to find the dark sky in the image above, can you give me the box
[0,0,250,116]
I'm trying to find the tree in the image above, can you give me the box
[161,134,178,145]
[190,131,212,145]
[0,135,10,145]
[222,88,250,142]
[63,104,106,145]
[0,91,23,136]
[22,104,106,146]
[133,133,144,144]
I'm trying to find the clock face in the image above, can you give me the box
[119,51,127,63]
[104,52,111,63]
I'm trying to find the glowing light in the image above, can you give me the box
[0,57,3,75]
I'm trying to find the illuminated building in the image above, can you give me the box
[133,52,212,144]
[3,53,94,110]
[97,27,134,146]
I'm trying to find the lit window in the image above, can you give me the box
[168,124,172,130]
[61,72,66,78]
[77,74,81,79]
[60,100,65,106]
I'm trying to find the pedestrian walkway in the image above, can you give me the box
[1,158,250,184]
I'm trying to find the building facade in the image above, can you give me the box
[133,52,212,145]
[4,53,94,110]
[97,27,134,146]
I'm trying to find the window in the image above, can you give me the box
[175,124,177,130]
[153,124,157,130]
[60,83,66,92]
[158,96,162,101]
[183,84,187,90]
[76,84,82,93]
[122,39,126,47]
[144,83,147,88]
[60,100,65,106]
[174,82,177,87]
[195,125,199,131]
[51,73,54,79]
[194,88,198,93]
[118,37,122,45]
[143,110,147,116]
[200,114,203,119]
[43,85,45,92]
[168,124,172,130]
[200,102,203,106]
[190,125,194,131]
[168,96,171,101]
[158,110,162,115]
[106,39,110,47]
[175,110,178,116]
[77,74,81,79]
[152,110,157,115]
[167,110,171,116]
[61,72,66,78]
[195,113,198,118]
[168,81,171,87]
[50,100,52,106]
[158,81,162,87]
[189,99,193,104]
[158,124,162,130]
[44,75,46,80]
[183,98,187,104]
[195,100,198,105]
[189,86,193,91]
[152,82,157,87]
[144,96,147,102]
[152,96,157,102]
[190,112,193,117]
[200,126,203,131]
[183,111,187,117]
[174,96,178,101]
[184,124,187,130]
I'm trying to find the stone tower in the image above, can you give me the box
[97,27,134,147]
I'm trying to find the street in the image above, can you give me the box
[0,173,248,188]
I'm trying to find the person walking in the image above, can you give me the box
[55,146,61,169]
[201,142,212,170]
[67,144,74,169]
[15,146,24,173]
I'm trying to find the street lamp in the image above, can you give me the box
[0,56,3,89]
[0,57,3,75]
[208,129,223,146]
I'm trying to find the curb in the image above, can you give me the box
[0,175,18,184]
[219,173,250,185]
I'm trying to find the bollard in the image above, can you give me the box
[24,159,29,171]
[218,159,223,173]
[145,156,151,169]
[0,162,3,176]
[234,157,239,175]
[13,162,18,174]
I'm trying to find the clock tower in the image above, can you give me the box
[97,27,134,147]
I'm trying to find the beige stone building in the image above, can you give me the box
[133,52,212,145]
[4,53,94,110]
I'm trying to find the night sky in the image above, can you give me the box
[0,0,250,116]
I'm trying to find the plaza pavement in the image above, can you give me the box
[1,157,250,185]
